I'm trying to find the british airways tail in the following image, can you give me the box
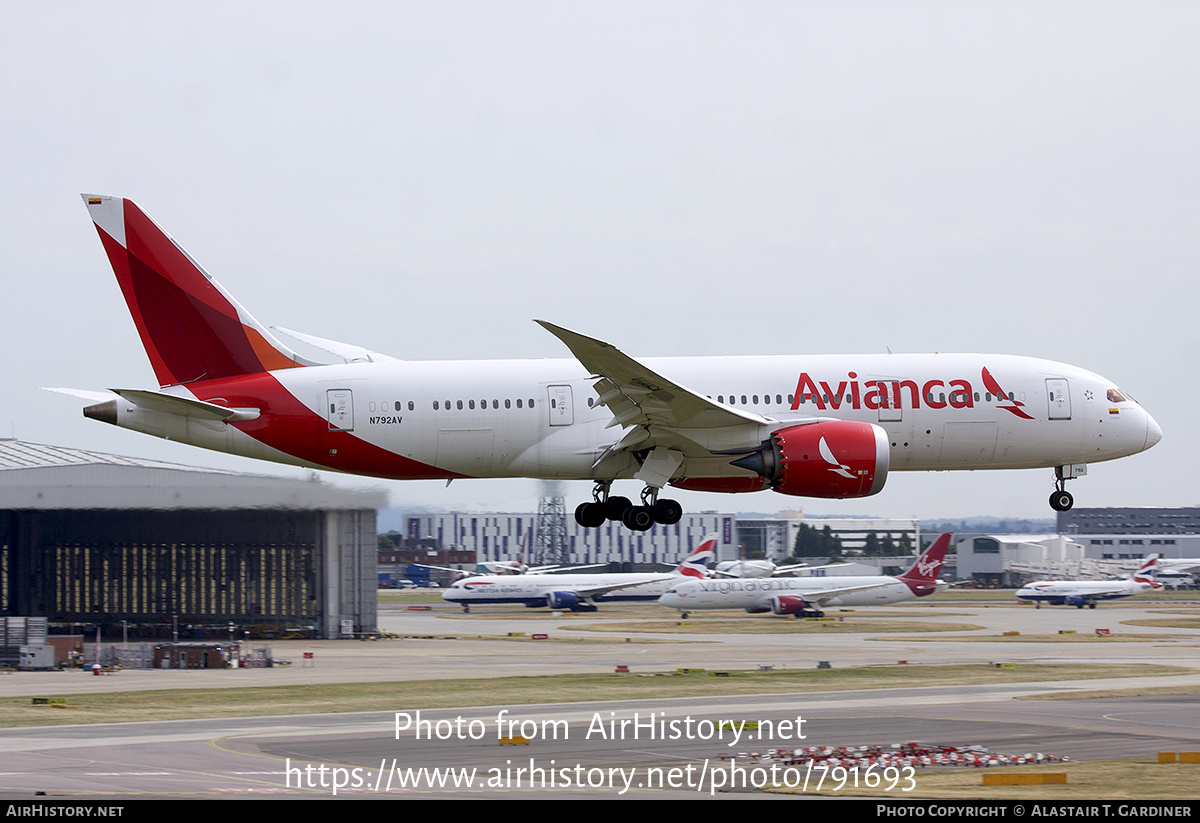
[896,533,952,597]
[81,194,314,387]
[1132,554,1161,587]
[674,534,719,578]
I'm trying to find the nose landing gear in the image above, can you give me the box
[1049,465,1077,512]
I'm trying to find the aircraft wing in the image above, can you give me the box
[1160,559,1200,572]
[537,321,783,476]
[1078,586,1138,601]
[574,576,676,599]
[773,562,852,576]
[800,581,898,606]
[529,564,608,574]
[537,321,765,430]
[411,563,482,577]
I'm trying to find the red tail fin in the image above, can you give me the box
[897,533,951,596]
[83,195,309,387]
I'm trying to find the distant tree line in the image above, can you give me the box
[792,523,844,560]
[792,525,915,561]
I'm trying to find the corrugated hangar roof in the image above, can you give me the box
[0,439,233,474]
[0,439,388,511]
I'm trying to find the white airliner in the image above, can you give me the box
[657,533,952,617]
[712,558,847,578]
[441,535,719,611]
[1015,555,1162,608]
[65,195,1162,530]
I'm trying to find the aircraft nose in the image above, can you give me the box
[1145,412,1163,450]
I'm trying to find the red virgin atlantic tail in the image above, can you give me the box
[896,533,952,597]
[82,194,315,387]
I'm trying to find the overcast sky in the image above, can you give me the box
[2,2,1196,521]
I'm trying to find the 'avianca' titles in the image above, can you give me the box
[789,366,1034,416]
[61,195,1162,531]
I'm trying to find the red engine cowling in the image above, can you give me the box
[770,595,807,615]
[670,477,771,494]
[732,420,889,499]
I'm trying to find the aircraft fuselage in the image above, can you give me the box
[102,353,1158,484]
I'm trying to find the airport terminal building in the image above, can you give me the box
[0,440,385,639]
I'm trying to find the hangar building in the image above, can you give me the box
[0,440,385,639]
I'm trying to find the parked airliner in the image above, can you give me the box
[712,559,847,578]
[64,195,1161,530]
[441,535,719,611]
[1015,555,1161,608]
[657,533,952,617]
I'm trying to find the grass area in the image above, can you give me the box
[2,663,1188,729]
[1122,618,1200,630]
[921,589,1200,604]
[378,590,445,605]
[870,632,1198,643]
[1020,683,1200,700]
[769,758,1200,800]
[566,618,985,635]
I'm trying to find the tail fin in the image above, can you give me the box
[82,194,313,387]
[675,534,719,578]
[1132,553,1160,586]
[897,533,951,595]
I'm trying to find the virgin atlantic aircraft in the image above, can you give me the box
[63,195,1161,531]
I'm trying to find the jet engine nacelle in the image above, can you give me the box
[732,420,890,499]
[770,595,807,615]
[545,591,597,612]
[1066,596,1088,608]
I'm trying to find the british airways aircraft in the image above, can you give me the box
[67,195,1161,530]
[443,535,719,612]
[1015,555,1162,608]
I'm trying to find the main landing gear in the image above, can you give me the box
[1049,466,1075,512]
[574,482,683,532]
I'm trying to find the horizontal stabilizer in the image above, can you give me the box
[109,389,260,422]
[41,387,119,404]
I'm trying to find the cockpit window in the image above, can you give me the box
[1107,389,1127,403]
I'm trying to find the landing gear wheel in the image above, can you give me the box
[606,496,633,522]
[574,502,607,528]
[622,505,655,531]
[653,498,683,525]
[1049,490,1074,512]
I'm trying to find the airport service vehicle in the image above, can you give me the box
[441,535,719,612]
[1015,555,1162,608]
[66,196,1161,530]
[657,533,952,618]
